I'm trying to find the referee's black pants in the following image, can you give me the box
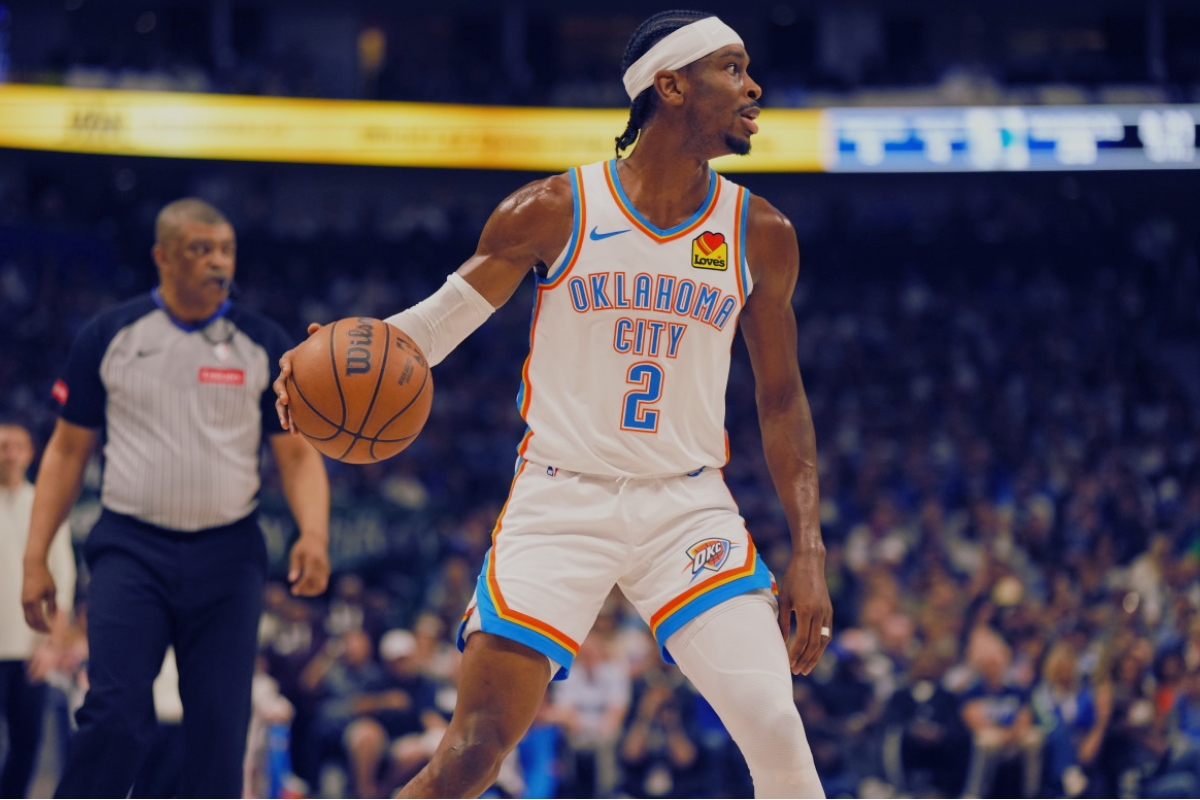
[56,510,267,799]
[0,659,47,797]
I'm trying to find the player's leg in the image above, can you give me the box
[55,513,172,798]
[398,632,552,798]
[173,516,267,798]
[620,470,822,798]
[668,591,825,799]
[402,462,626,798]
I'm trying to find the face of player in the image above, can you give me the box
[684,45,761,158]
[0,425,34,489]
[154,219,236,318]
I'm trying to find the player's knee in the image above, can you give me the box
[756,703,813,766]
[763,701,806,743]
[435,717,517,789]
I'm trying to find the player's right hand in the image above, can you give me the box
[274,322,322,433]
[21,561,57,634]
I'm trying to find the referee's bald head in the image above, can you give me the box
[156,198,231,246]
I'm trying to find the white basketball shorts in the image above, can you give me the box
[456,458,776,680]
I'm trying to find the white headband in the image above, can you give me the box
[622,17,744,100]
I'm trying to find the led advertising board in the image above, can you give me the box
[826,105,1199,172]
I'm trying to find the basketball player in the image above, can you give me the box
[23,199,332,797]
[277,11,831,798]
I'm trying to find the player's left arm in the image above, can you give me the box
[269,432,331,596]
[739,194,832,676]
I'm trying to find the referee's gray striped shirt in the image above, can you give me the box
[54,293,293,532]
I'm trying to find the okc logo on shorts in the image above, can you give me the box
[685,538,735,581]
[691,231,728,270]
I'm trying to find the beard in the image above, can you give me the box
[725,133,751,156]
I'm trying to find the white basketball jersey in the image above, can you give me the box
[516,159,753,477]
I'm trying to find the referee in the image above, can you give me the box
[21,198,331,798]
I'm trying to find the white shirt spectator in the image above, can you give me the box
[1,481,74,660]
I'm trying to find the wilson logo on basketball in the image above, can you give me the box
[345,317,375,375]
[685,538,733,578]
[691,231,728,271]
[198,368,244,385]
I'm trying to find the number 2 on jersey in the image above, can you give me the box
[621,362,663,433]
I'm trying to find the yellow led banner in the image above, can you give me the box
[0,84,826,172]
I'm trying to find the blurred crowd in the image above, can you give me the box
[5,2,1200,108]
[3,146,1200,798]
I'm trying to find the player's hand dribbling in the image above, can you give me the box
[21,560,58,634]
[274,322,322,434]
[777,554,833,676]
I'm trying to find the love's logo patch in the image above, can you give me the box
[691,231,728,271]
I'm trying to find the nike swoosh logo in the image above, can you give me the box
[137,349,160,358]
[589,226,630,241]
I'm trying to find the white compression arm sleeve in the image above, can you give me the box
[384,272,495,367]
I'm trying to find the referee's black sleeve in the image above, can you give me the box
[56,316,110,429]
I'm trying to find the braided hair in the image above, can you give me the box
[615,9,715,155]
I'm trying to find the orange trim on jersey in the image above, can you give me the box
[516,288,546,426]
[542,166,587,289]
[484,461,580,655]
[604,161,722,243]
[649,536,759,638]
[732,186,747,304]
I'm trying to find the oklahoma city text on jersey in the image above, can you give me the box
[516,159,753,478]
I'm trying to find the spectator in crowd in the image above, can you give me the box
[961,629,1042,798]
[880,646,969,797]
[1128,535,1173,628]
[372,629,447,795]
[814,643,884,771]
[552,632,631,798]
[1031,641,1111,797]
[300,628,388,792]
[1140,664,1200,798]
[325,574,369,638]
[421,553,476,641]
[0,421,75,797]
[1184,617,1200,673]
[1170,665,1200,751]
[845,496,914,577]
[618,662,699,798]
[244,650,298,799]
[1155,649,1188,722]
[259,583,326,787]
[410,610,458,686]
[514,694,569,799]
[1100,647,1162,796]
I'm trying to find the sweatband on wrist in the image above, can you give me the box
[384,272,495,367]
[622,17,743,100]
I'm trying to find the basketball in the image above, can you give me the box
[286,317,433,463]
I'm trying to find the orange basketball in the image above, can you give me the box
[286,317,432,463]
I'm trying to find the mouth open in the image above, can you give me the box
[740,106,760,135]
